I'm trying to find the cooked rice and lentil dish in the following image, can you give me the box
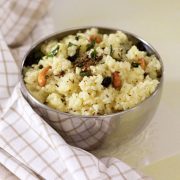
[23,28,161,115]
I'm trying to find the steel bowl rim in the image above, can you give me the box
[20,26,164,118]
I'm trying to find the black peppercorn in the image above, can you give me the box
[39,64,43,69]
[132,62,139,68]
[79,70,91,77]
[102,77,112,87]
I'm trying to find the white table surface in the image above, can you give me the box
[50,0,180,169]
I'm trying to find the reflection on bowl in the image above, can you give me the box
[20,27,163,150]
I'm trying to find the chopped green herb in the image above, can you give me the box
[132,62,139,68]
[110,45,114,56]
[77,62,83,67]
[90,49,97,59]
[68,42,77,47]
[47,54,53,58]
[86,40,95,51]
[47,44,59,57]
[80,70,91,77]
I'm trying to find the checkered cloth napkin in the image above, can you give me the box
[0,0,150,179]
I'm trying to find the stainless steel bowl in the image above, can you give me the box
[20,27,164,150]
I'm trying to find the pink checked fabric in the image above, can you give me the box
[0,0,150,179]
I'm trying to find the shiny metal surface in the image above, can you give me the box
[20,27,164,150]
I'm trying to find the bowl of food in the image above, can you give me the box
[20,27,163,150]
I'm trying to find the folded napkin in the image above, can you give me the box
[0,0,150,179]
